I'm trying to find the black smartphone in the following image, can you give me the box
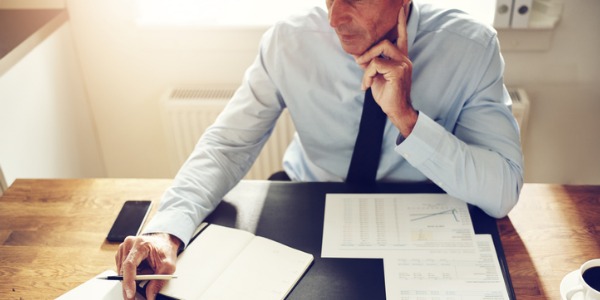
[106,200,152,242]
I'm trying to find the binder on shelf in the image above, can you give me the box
[494,0,514,29]
[512,0,533,28]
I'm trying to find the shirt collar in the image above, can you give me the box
[406,1,419,54]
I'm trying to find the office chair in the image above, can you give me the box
[0,164,7,197]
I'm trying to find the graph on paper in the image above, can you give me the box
[322,194,476,258]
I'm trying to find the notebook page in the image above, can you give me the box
[159,224,255,300]
[199,236,314,300]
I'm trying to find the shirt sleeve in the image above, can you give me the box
[142,27,284,247]
[395,36,524,219]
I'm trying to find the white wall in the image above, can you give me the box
[501,0,600,184]
[0,22,105,186]
[67,0,264,178]
[66,0,600,184]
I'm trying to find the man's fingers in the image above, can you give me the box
[396,5,409,55]
[355,40,402,65]
[115,237,135,274]
[361,55,412,89]
[143,254,177,300]
[115,233,181,300]
[361,58,381,89]
[145,280,166,300]
[361,58,393,90]
[122,240,151,299]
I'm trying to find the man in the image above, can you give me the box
[116,0,524,299]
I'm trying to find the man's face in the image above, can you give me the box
[326,0,404,56]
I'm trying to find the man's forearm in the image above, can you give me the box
[395,113,523,218]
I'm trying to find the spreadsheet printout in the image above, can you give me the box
[322,193,476,258]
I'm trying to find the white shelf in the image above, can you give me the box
[528,0,563,29]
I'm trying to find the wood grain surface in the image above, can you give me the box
[498,184,600,299]
[0,179,171,299]
[0,179,598,299]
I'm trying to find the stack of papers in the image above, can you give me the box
[322,194,509,300]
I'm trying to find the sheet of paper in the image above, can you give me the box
[160,224,256,300]
[383,234,510,300]
[199,236,314,300]
[160,224,313,300]
[322,194,476,258]
[56,270,145,300]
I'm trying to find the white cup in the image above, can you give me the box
[566,259,600,300]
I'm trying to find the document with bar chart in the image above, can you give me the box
[321,193,476,258]
[321,194,510,300]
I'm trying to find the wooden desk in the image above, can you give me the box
[0,179,598,299]
[497,184,600,299]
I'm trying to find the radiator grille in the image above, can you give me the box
[162,87,528,179]
[508,87,530,141]
[170,88,236,100]
[161,87,295,179]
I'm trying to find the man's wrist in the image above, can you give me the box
[143,232,183,253]
[390,108,419,138]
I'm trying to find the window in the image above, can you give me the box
[136,0,326,28]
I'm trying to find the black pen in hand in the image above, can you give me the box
[97,274,177,281]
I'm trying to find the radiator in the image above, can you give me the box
[508,87,530,142]
[161,87,295,179]
[162,87,528,179]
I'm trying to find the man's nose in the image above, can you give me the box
[328,0,351,28]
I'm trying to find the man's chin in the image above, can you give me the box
[340,43,366,56]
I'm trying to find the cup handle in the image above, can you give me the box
[565,284,584,299]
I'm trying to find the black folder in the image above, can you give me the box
[206,182,515,300]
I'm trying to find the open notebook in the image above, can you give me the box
[148,223,314,300]
[57,224,313,300]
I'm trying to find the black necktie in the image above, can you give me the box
[346,88,387,184]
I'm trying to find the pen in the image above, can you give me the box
[97,274,178,281]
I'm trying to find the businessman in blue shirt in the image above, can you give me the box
[116,0,524,299]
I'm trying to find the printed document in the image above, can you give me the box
[322,193,476,258]
[383,234,510,300]
[321,194,509,299]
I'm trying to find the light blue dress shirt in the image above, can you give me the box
[144,2,524,247]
